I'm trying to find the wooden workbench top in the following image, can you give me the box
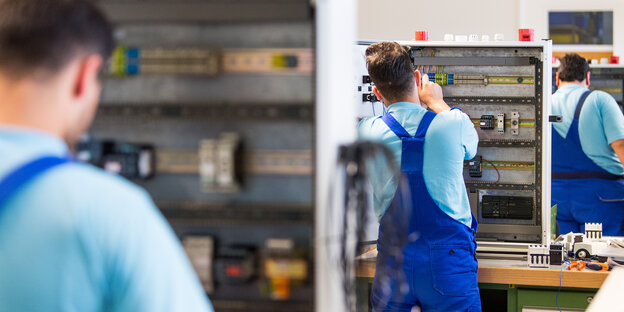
[356,259,609,289]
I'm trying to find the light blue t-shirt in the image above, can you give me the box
[552,84,624,175]
[0,127,213,312]
[358,102,478,227]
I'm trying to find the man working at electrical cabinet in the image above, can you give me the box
[552,53,624,236]
[0,0,213,311]
[358,42,480,311]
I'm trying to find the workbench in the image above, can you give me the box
[356,258,609,312]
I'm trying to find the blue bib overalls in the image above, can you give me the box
[0,156,70,213]
[371,111,481,312]
[552,90,624,236]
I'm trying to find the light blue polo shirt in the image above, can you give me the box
[0,127,213,312]
[358,102,478,227]
[552,84,624,175]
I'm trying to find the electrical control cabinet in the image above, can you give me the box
[89,1,315,311]
[357,41,552,246]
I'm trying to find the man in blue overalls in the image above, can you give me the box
[0,0,213,311]
[358,42,480,311]
[552,53,624,236]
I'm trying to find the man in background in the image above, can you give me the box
[552,53,624,236]
[0,0,213,311]
[358,42,480,312]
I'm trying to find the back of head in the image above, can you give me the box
[365,42,415,103]
[558,53,590,83]
[0,0,114,80]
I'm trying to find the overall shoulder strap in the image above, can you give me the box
[414,111,437,139]
[381,113,411,138]
[573,90,593,120]
[0,156,70,214]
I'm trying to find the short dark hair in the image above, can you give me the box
[365,42,414,103]
[558,53,590,82]
[0,0,114,79]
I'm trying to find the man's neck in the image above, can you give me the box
[0,79,65,139]
[558,81,588,89]
[384,94,421,108]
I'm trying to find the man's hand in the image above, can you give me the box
[419,79,450,113]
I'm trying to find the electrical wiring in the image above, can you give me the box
[481,157,501,183]
[556,260,571,312]
[330,141,401,312]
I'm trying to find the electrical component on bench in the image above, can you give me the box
[76,138,155,179]
[563,233,585,258]
[497,113,505,134]
[561,228,609,260]
[468,155,482,177]
[527,244,550,268]
[585,222,603,239]
[199,133,242,193]
[183,236,215,293]
[549,243,564,265]
[511,111,520,135]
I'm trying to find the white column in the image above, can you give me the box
[315,0,358,311]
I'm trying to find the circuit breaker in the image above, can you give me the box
[356,41,552,247]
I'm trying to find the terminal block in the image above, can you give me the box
[527,244,550,268]
[585,223,603,239]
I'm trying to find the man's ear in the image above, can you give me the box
[414,70,422,88]
[586,71,591,87]
[372,86,384,103]
[555,72,560,88]
[73,54,104,98]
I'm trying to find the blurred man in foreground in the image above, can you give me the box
[0,0,213,311]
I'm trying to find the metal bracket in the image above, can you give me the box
[465,182,535,191]
[445,97,536,105]
[478,140,536,148]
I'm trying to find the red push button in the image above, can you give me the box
[415,31,429,41]
[518,28,534,41]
